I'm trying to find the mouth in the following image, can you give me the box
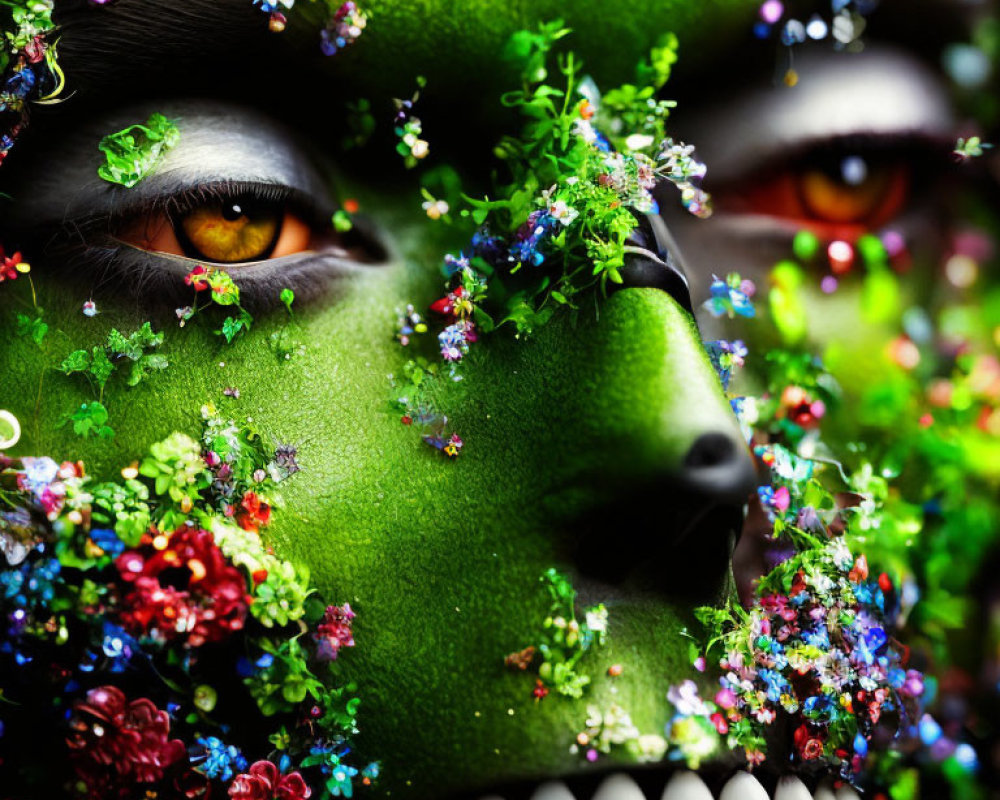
[459,763,862,800]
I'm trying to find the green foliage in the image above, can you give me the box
[513,568,608,699]
[14,312,47,345]
[61,401,114,439]
[139,432,209,505]
[98,112,180,188]
[89,479,151,547]
[58,322,167,436]
[245,637,325,716]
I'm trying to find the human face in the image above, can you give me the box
[0,1,983,799]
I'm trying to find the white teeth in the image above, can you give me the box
[528,782,575,800]
[592,773,647,800]
[813,782,837,800]
[661,770,713,800]
[834,788,861,800]
[774,776,811,800]
[719,771,769,800]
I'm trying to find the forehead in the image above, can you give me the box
[41,1,968,130]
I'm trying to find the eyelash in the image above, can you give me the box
[27,181,386,307]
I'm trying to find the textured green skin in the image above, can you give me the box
[0,3,759,795]
[0,207,743,796]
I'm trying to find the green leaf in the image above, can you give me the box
[280,287,295,312]
[126,353,169,387]
[97,112,180,188]
[89,347,115,390]
[60,349,91,374]
[15,313,48,345]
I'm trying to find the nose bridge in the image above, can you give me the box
[589,287,754,499]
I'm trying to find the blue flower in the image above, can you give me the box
[101,621,143,672]
[191,736,248,782]
[758,668,789,702]
[90,528,126,558]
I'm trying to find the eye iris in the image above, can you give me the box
[177,201,281,263]
[798,155,893,224]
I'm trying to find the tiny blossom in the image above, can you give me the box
[314,602,356,661]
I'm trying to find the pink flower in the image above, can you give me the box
[314,602,356,661]
[228,761,311,800]
[67,686,185,798]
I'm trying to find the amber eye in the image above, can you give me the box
[715,150,912,235]
[177,201,281,262]
[796,155,908,225]
[119,197,313,263]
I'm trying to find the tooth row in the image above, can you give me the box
[484,771,863,800]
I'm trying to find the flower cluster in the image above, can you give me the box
[393,81,429,168]
[0,410,379,798]
[0,0,63,165]
[507,568,608,699]
[394,28,714,453]
[254,0,368,53]
[320,2,368,56]
[314,603,356,662]
[115,524,251,647]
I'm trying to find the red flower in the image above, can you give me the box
[185,265,211,291]
[237,491,272,533]
[313,602,355,661]
[429,285,467,318]
[67,685,186,799]
[793,723,825,761]
[228,761,311,800]
[0,248,26,281]
[115,525,250,646]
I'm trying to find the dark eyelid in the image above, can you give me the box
[105,179,335,232]
[712,130,956,187]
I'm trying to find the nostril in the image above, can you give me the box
[682,432,757,502]
[684,432,736,469]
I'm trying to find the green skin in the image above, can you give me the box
[0,2,761,796]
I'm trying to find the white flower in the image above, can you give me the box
[624,133,655,151]
[548,200,579,226]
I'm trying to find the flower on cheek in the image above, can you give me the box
[228,760,312,800]
[114,526,250,647]
[66,685,186,798]
[0,248,29,281]
[313,602,355,662]
[185,265,210,291]
[238,491,272,533]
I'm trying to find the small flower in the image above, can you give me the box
[422,198,449,219]
[184,265,211,291]
[82,300,98,317]
[0,248,29,281]
[314,602,356,661]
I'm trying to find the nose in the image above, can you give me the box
[566,212,756,593]
[616,210,756,503]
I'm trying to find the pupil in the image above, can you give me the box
[839,156,868,187]
[222,203,244,221]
